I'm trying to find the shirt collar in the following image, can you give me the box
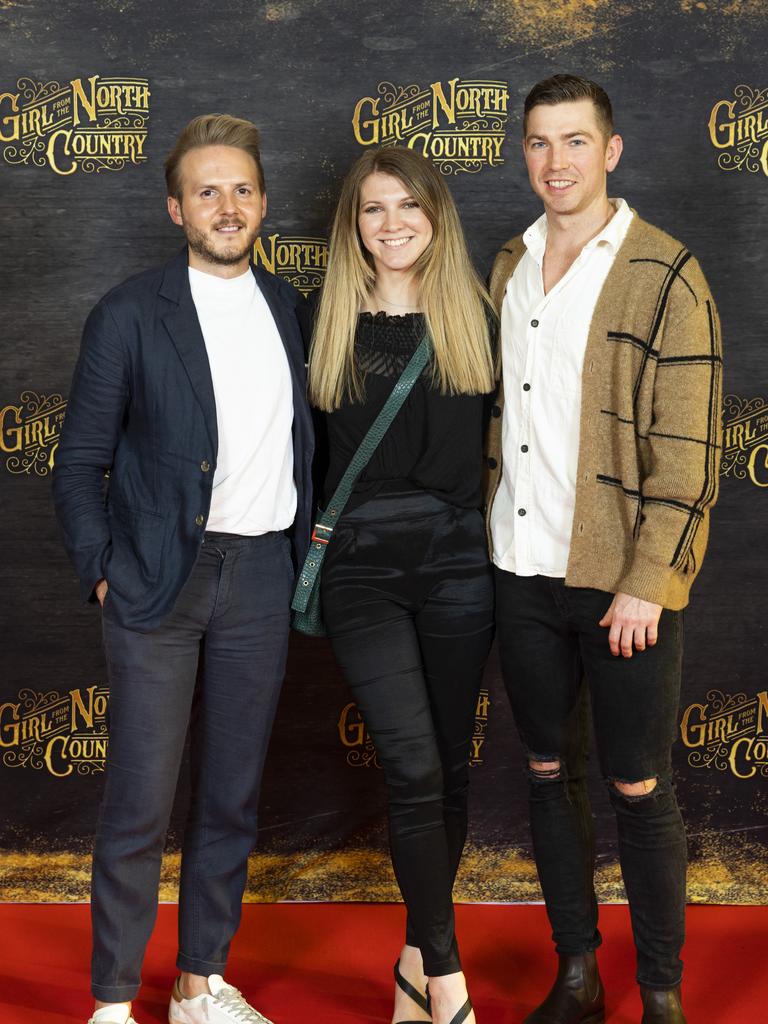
[523,198,633,265]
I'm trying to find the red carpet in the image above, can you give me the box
[1,903,765,1023]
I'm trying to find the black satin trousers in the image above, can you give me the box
[322,490,494,976]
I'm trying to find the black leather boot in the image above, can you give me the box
[523,952,605,1023]
[640,986,686,1023]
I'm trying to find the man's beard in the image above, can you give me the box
[184,220,258,267]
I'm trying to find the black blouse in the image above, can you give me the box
[322,311,494,514]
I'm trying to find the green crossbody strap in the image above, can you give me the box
[291,332,432,614]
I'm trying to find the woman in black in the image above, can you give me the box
[308,147,495,1024]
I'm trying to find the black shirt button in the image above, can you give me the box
[487,456,498,470]
[521,444,529,453]
[491,405,501,418]
[523,382,531,392]
[531,319,539,327]
[518,508,527,516]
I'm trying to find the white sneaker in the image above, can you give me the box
[87,1005,137,1024]
[168,975,274,1024]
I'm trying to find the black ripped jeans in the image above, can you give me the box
[323,491,494,976]
[495,570,687,991]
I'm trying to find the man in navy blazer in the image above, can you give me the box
[53,114,313,1024]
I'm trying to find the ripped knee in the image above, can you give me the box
[612,777,658,800]
[528,757,563,782]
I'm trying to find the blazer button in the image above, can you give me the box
[195,514,205,527]
[491,405,501,418]
[200,460,211,472]
[487,456,498,470]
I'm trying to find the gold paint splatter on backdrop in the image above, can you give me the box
[454,0,767,66]
[686,0,768,13]
[3,835,765,903]
[265,1,302,21]
[459,0,632,49]
[730,0,768,11]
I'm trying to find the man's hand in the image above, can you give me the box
[598,592,662,658]
[95,579,109,607]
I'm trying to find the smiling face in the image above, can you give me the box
[357,172,433,278]
[523,98,622,220]
[167,144,266,277]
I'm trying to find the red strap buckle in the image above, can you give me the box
[311,523,333,544]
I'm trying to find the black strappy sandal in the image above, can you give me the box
[394,959,431,1023]
[425,983,473,1024]
[446,996,473,1024]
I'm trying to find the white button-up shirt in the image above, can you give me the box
[491,198,634,576]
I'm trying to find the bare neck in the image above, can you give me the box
[544,195,616,255]
[366,266,422,313]
[541,196,616,295]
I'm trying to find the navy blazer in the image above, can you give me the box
[52,247,314,632]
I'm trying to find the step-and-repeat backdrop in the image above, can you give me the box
[1,1,766,904]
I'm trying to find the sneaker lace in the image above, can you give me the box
[213,985,272,1024]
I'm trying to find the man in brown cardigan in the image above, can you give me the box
[486,75,722,1024]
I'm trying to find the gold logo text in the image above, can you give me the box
[1,391,66,476]
[708,85,768,177]
[721,394,768,487]
[680,689,768,779]
[352,79,509,175]
[1,75,150,175]
[1,685,109,777]
[253,234,328,295]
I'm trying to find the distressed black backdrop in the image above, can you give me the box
[1,0,766,904]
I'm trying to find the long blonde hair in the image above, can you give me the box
[309,147,496,411]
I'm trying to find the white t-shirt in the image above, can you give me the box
[189,265,296,535]
[491,199,634,576]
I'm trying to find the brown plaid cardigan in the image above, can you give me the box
[483,214,723,610]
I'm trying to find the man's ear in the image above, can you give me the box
[167,195,183,226]
[606,133,623,174]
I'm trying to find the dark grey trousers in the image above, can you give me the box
[91,530,293,1002]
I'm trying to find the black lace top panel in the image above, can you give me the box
[322,311,495,514]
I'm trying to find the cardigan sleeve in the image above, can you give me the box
[617,269,723,604]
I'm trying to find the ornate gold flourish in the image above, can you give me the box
[283,271,325,295]
[16,688,63,714]
[734,84,768,112]
[3,136,48,168]
[16,77,61,103]
[458,118,505,133]
[346,743,382,769]
[705,689,749,715]
[377,81,422,107]
[721,395,768,477]
[687,745,729,771]
[6,447,52,476]
[79,158,128,173]
[2,745,45,770]
[721,447,750,479]
[437,160,485,176]
[19,391,65,417]
[717,143,763,174]
[723,394,767,421]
